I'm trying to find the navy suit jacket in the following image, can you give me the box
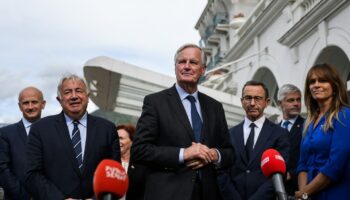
[0,120,31,200]
[280,116,304,195]
[218,118,289,200]
[131,85,234,200]
[24,112,120,199]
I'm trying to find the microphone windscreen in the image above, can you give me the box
[260,148,286,177]
[93,159,129,199]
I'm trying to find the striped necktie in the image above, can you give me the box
[72,120,83,170]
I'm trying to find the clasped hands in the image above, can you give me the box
[184,142,219,169]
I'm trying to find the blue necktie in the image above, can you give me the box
[186,95,202,142]
[282,120,290,131]
[72,120,83,170]
[246,123,256,160]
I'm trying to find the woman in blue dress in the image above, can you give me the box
[295,63,350,200]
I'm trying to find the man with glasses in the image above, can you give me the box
[277,84,305,196]
[218,80,289,200]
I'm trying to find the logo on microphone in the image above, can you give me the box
[274,155,284,162]
[261,157,269,167]
[105,165,127,181]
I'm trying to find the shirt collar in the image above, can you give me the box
[175,83,199,101]
[64,112,88,127]
[283,116,298,125]
[22,118,32,128]
[244,115,266,129]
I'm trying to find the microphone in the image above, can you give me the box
[93,159,129,200]
[261,148,289,200]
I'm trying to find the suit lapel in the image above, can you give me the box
[290,116,304,134]
[233,123,248,164]
[249,120,271,165]
[83,114,96,172]
[55,113,82,174]
[16,120,28,144]
[167,86,195,141]
[198,92,208,144]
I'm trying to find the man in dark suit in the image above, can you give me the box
[24,74,120,199]
[0,87,46,200]
[218,81,289,200]
[131,43,234,200]
[277,84,304,196]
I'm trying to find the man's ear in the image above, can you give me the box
[266,98,271,105]
[56,96,61,102]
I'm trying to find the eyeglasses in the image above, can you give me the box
[242,96,265,103]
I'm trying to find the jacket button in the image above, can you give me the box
[246,170,250,173]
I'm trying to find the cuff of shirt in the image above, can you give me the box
[179,148,184,163]
[214,148,222,166]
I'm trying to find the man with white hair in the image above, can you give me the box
[277,83,305,196]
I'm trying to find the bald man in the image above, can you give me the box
[0,87,46,200]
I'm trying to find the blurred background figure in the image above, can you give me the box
[117,124,135,172]
[117,124,148,200]
[277,84,304,196]
[0,86,46,200]
[296,63,350,200]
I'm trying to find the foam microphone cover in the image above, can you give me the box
[93,159,129,199]
[260,148,286,177]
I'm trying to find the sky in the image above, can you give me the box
[0,0,207,123]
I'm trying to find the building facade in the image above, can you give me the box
[84,0,350,127]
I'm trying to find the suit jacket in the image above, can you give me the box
[24,112,120,200]
[0,120,31,200]
[131,85,234,200]
[125,161,149,200]
[218,119,289,200]
[280,116,304,195]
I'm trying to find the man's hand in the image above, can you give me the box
[184,143,218,169]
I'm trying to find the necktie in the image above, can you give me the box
[245,123,256,160]
[72,120,83,170]
[282,121,290,131]
[186,95,203,142]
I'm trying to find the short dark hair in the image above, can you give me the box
[242,80,269,98]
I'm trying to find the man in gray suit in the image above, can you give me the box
[0,87,46,200]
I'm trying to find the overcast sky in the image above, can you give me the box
[0,0,207,123]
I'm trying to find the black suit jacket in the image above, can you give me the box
[131,85,234,200]
[24,112,120,199]
[218,119,289,200]
[280,116,304,195]
[0,120,31,200]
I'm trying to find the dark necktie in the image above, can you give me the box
[72,120,83,170]
[282,120,290,131]
[245,123,256,160]
[186,95,202,142]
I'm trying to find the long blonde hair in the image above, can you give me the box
[303,63,349,133]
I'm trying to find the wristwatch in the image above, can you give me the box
[301,192,309,200]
